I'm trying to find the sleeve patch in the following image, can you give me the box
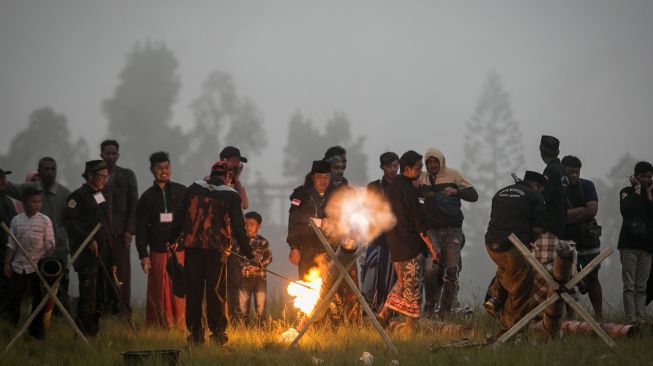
[67,199,77,208]
[291,198,301,206]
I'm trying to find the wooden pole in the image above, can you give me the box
[3,223,101,352]
[497,233,615,347]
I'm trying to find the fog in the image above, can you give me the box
[1,1,652,308]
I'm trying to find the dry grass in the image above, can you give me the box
[1,301,652,365]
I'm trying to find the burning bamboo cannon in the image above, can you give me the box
[542,240,575,338]
[532,320,638,337]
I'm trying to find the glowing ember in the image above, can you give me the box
[287,267,323,315]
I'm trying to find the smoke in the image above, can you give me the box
[323,187,396,246]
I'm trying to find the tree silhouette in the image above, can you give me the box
[0,107,88,186]
[460,71,527,289]
[282,111,323,182]
[184,70,267,181]
[283,111,368,185]
[102,41,187,184]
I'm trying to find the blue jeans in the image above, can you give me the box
[423,227,463,316]
[238,276,267,320]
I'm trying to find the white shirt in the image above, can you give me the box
[7,212,54,274]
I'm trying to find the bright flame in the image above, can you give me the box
[287,267,323,315]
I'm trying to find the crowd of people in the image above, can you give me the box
[0,134,651,345]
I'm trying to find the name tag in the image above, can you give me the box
[160,212,173,223]
[94,192,106,204]
[418,197,425,204]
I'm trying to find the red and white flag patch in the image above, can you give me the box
[291,198,302,206]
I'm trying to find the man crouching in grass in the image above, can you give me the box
[2,186,54,339]
[484,171,546,332]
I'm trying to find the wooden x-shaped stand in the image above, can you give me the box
[2,222,101,352]
[496,233,615,347]
[289,219,398,354]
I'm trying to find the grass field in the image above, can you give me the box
[1,298,652,366]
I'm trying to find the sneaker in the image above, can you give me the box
[484,297,499,318]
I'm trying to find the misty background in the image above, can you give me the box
[1,1,652,311]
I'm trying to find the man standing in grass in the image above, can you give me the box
[135,152,187,328]
[4,157,72,312]
[378,150,437,326]
[100,139,138,316]
[170,160,253,345]
[64,160,111,336]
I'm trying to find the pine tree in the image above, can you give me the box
[460,71,527,287]
[184,70,267,182]
[282,111,368,185]
[0,107,88,186]
[103,41,187,184]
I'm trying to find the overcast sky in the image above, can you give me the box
[1,0,652,182]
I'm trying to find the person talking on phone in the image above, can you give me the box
[219,146,250,318]
[618,161,653,325]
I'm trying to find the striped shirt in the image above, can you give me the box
[7,212,54,274]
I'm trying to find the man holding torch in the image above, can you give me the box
[169,160,253,345]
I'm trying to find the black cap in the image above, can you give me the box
[219,146,247,163]
[82,160,108,179]
[379,152,399,165]
[634,161,653,175]
[540,135,560,155]
[0,168,12,176]
[523,170,547,186]
[311,160,331,174]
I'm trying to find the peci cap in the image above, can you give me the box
[523,170,547,186]
[219,146,247,163]
[82,160,107,179]
[311,160,331,174]
[540,135,560,155]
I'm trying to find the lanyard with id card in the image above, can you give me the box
[94,192,106,205]
[160,188,173,223]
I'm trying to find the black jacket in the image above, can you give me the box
[169,178,251,258]
[420,182,478,229]
[485,181,546,252]
[135,181,187,259]
[63,184,111,270]
[618,186,653,252]
[286,184,333,252]
[367,178,392,248]
[104,166,138,236]
[542,158,568,238]
[386,175,429,262]
[0,193,17,260]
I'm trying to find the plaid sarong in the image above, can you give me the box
[384,254,424,318]
[532,232,557,304]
